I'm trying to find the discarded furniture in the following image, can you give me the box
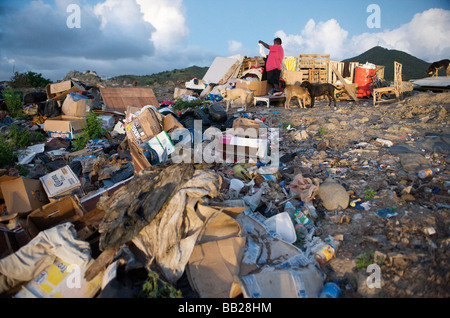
[253,94,286,108]
[372,61,405,106]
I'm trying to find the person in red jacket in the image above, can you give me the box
[259,38,284,94]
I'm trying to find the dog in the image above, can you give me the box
[284,85,311,109]
[426,59,450,78]
[300,81,342,110]
[218,87,254,111]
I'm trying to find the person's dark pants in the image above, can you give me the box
[267,69,281,92]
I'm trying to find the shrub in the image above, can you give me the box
[139,271,182,298]
[3,88,24,118]
[0,134,17,167]
[11,71,51,88]
[73,112,107,151]
[8,125,47,148]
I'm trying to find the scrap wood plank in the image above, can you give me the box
[330,64,359,103]
[84,246,119,281]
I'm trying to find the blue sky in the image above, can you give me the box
[1,0,449,81]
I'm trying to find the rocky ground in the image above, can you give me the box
[157,83,449,298]
[242,90,449,298]
[3,72,448,298]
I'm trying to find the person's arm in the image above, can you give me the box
[258,41,270,50]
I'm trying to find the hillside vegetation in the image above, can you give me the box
[342,46,432,82]
[111,65,208,86]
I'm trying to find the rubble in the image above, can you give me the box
[0,58,449,301]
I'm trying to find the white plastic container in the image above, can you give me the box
[264,212,297,244]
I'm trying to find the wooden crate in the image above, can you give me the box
[298,54,330,83]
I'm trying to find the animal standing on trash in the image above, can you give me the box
[259,38,284,95]
[426,59,450,78]
[284,85,311,110]
[300,81,341,110]
[218,87,255,111]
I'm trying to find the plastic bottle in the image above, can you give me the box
[284,201,296,219]
[304,202,318,219]
[319,282,341,298]
[293,209,312,226]
[418,168,440,179]
[311,236,339,265]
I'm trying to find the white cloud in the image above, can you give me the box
[275,8,450,62]
[228,40,243,54]
[136,0,189,52]
[0,0,195,80]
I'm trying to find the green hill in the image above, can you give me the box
[342,46,431,82]
[112,65,208,86]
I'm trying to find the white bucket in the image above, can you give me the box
[264,212,296,244]
[229,178,245,198]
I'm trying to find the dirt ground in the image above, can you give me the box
[6,78,448,298]
[155,83,449,298]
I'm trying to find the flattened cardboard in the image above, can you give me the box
[187,206,246,298]
[100,88,159,113]
[0,177,49,215]
[188,237,246,298]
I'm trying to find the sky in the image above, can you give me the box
[0,0,449,82]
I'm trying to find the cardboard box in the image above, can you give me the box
[61,93,93,117]
[236,79,269,96]
[44,115,87,140]
[40,166,83,201]
[282,70,304,85]
[0,177,49,215]
[163,113,184,134]
[174,87,195,99]
[46,80,85,101]
[125,107,163,145]
[232,118,261,138]
[27,196,86,237]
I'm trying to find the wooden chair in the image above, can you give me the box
[373,61,403,106]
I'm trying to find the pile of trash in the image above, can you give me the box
[0,72,448,299]
[0,77,349,299]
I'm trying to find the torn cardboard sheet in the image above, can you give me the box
[186,208,246,298]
